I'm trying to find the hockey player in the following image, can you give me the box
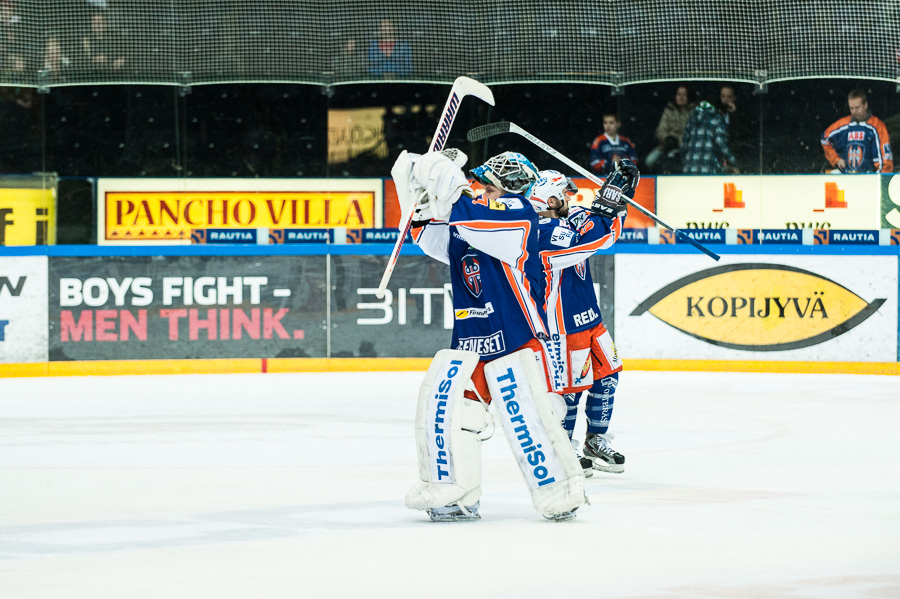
[530,161,638,474]
[391,149,587,522]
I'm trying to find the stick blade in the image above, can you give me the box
[452,76,495,106]
[466,121,511,142]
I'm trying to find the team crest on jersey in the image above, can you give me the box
[847,144,863,169]
[462,251,482,298]
[575,260,587,280]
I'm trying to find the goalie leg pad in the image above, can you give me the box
[405,349,490,514]
[483,350,586,519]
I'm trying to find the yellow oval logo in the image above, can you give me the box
[630,264,885,351]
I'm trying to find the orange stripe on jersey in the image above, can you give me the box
[501,261,546,339]
[453,219,532,271]
[823,115,853,139]
[553,270,565,335]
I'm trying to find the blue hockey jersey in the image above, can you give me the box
[537,206,622,337]
[589,133,638,176]
[413,192,548,361]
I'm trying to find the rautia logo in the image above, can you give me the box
[631,263,885,351]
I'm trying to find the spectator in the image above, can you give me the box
[821,88,893,173]
[367,18,411,79]
[82,10,125,70]
[718,84,753,169]
[644,84,696,173]
[1,0,25,72]
[681,100,738,174]
[332,38,366,79]
[42,34,72,81]
[589,112,638,176]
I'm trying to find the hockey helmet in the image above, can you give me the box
[529,169,577,211]
[470,151,539,195]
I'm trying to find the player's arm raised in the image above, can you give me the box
[391,149,472,265]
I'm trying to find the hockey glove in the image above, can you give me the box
[391,150,428,226]
[411,149,472,221]
[615,158,640,195]
[591,171,630,219]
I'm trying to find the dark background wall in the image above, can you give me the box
[2,78,899,243]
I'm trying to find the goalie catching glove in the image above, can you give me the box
[391,148,472,225]
[590,170,632,219]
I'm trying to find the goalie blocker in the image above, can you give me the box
[406,349,586,521]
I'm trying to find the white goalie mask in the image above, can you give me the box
[470,151,539,195]
[529,169,577,212]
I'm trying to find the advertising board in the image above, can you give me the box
[382,177,658,230]
[883,174,900,228]
[48,255,328,360]
[96,178,383,245]
[0,256,48,363]
[615,253,897,362]
[0,187,56,246]
[657,175,882,230]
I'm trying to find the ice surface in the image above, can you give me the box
[1,370,899,598]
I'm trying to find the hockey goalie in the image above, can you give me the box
[391,148,587,522]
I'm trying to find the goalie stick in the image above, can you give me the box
[466,121,720,261]
[375,77,496,298]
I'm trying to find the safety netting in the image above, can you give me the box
[1,0,898,88]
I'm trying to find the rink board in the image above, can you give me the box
[615,253,898,362]
[0,244,898,375]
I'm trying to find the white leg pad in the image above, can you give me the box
[484,349,586,518]
[405,349,488,512]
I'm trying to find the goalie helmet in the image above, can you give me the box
[529,169,577,211]
[470,151,539,195]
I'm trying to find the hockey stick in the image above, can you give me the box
[375,77,496,298]
[466,121,720,261]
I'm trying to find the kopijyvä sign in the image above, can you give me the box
[630,263,886,351]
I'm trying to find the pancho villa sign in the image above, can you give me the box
[616,255,897,362]
[97,178,383,245]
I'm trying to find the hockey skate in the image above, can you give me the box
[543,508,578,522]
[427,501,481,522]
[583,433,625,474]
[570,438,594,478]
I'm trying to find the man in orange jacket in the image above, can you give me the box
[821,89,893,173]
